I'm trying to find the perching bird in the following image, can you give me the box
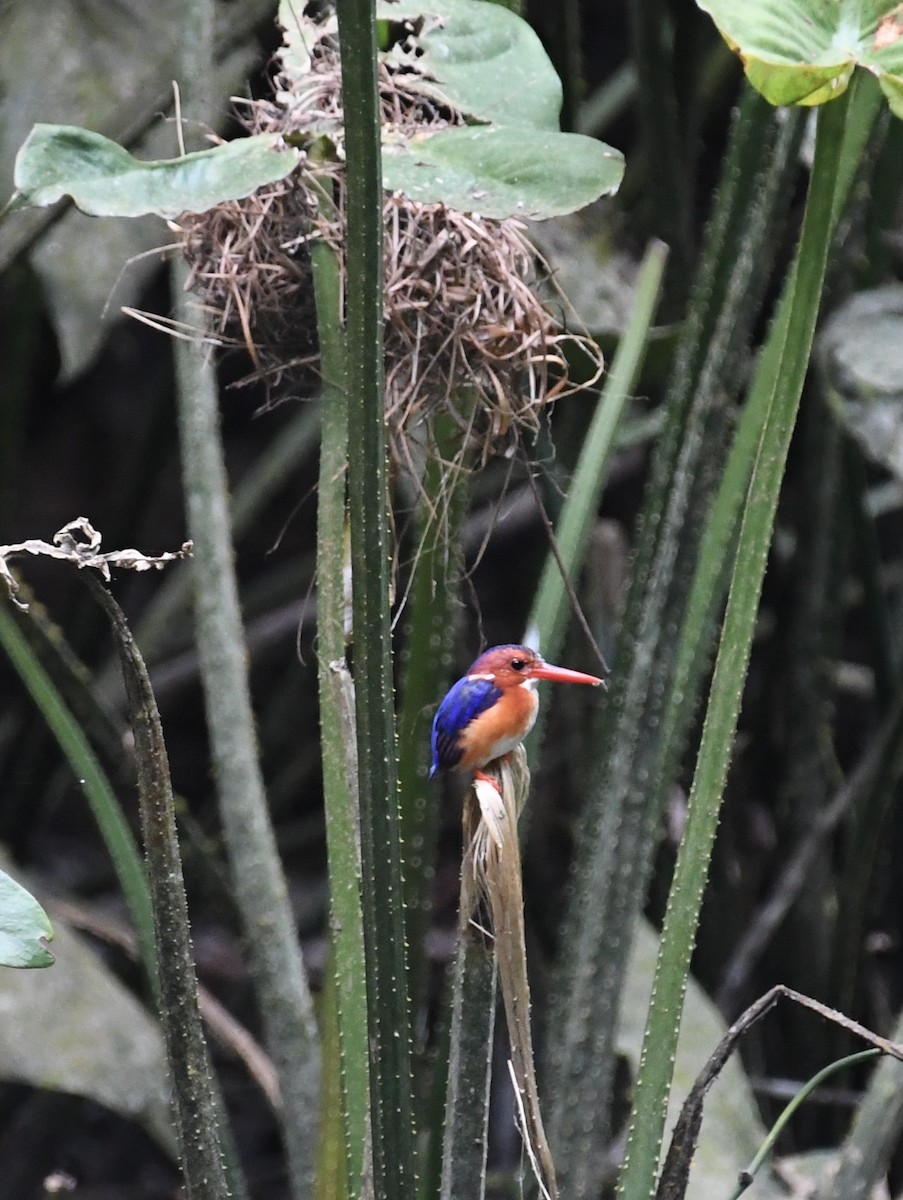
[430,644,604,781]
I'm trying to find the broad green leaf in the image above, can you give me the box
[11,124,301,219]
[280,0,563,130]
[0,868,53,969]
[696,0,903,117]
[376,0,562,130]
[0,0,202,259]
[0,0,276,240]
[0,0,267,378]
[275,1,624,217]
[819,284,903,480]
[382,125,624,219]
[24,53,260,383]
[280,0,564,131]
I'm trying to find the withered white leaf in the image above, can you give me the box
[0,517,191,610]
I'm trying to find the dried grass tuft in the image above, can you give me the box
[177,14,602,469]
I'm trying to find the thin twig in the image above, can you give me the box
[656,985,903,1200]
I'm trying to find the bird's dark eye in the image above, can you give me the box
[510,658,526,671]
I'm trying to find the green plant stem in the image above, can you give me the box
[315,958,352,1200]
[174,10,322,1188]
[172,257,321,1198]
[660,69,875,810]
[617,78,879,1200]
[730,1049,881,1200]
[310,191,370,1198]
[85,576,229,1200]
[439,931,497,1200]
[0,603,157,992]
[335,1,417,1196]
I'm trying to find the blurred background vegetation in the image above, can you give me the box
[4,0,903,1198]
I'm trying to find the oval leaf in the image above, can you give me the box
[696,0,903,116]
[382,125,624,219]
[11,124,301,219]
[0,868,54,969]
[377,0,563,130]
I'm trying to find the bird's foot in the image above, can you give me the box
[474,766,504,791]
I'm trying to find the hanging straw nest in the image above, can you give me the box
[177,8,602,469]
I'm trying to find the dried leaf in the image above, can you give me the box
[0,518,191,610]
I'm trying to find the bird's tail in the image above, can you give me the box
[467,752,559,1200]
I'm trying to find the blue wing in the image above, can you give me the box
[430,675,501,776]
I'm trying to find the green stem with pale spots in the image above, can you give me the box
[335,1,417,1195]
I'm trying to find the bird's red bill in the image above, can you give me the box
[530,662,604,686]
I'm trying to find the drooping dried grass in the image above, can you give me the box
[177,13,601,470]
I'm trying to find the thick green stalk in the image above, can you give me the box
[0,603,157,991]
[310,200,369,1197]
[439,931,497,1200]
[172,261,321,1196]
[617,80,878,1200]
[315,959,352,1200]
[335,2,417,1197]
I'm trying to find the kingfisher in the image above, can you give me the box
[430,644,604,782]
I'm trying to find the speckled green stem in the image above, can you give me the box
[86,576,229,1200]
[335,1,417,1195]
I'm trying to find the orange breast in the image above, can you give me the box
[456,684,539,770]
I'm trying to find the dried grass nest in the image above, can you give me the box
[177,15,602,468]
